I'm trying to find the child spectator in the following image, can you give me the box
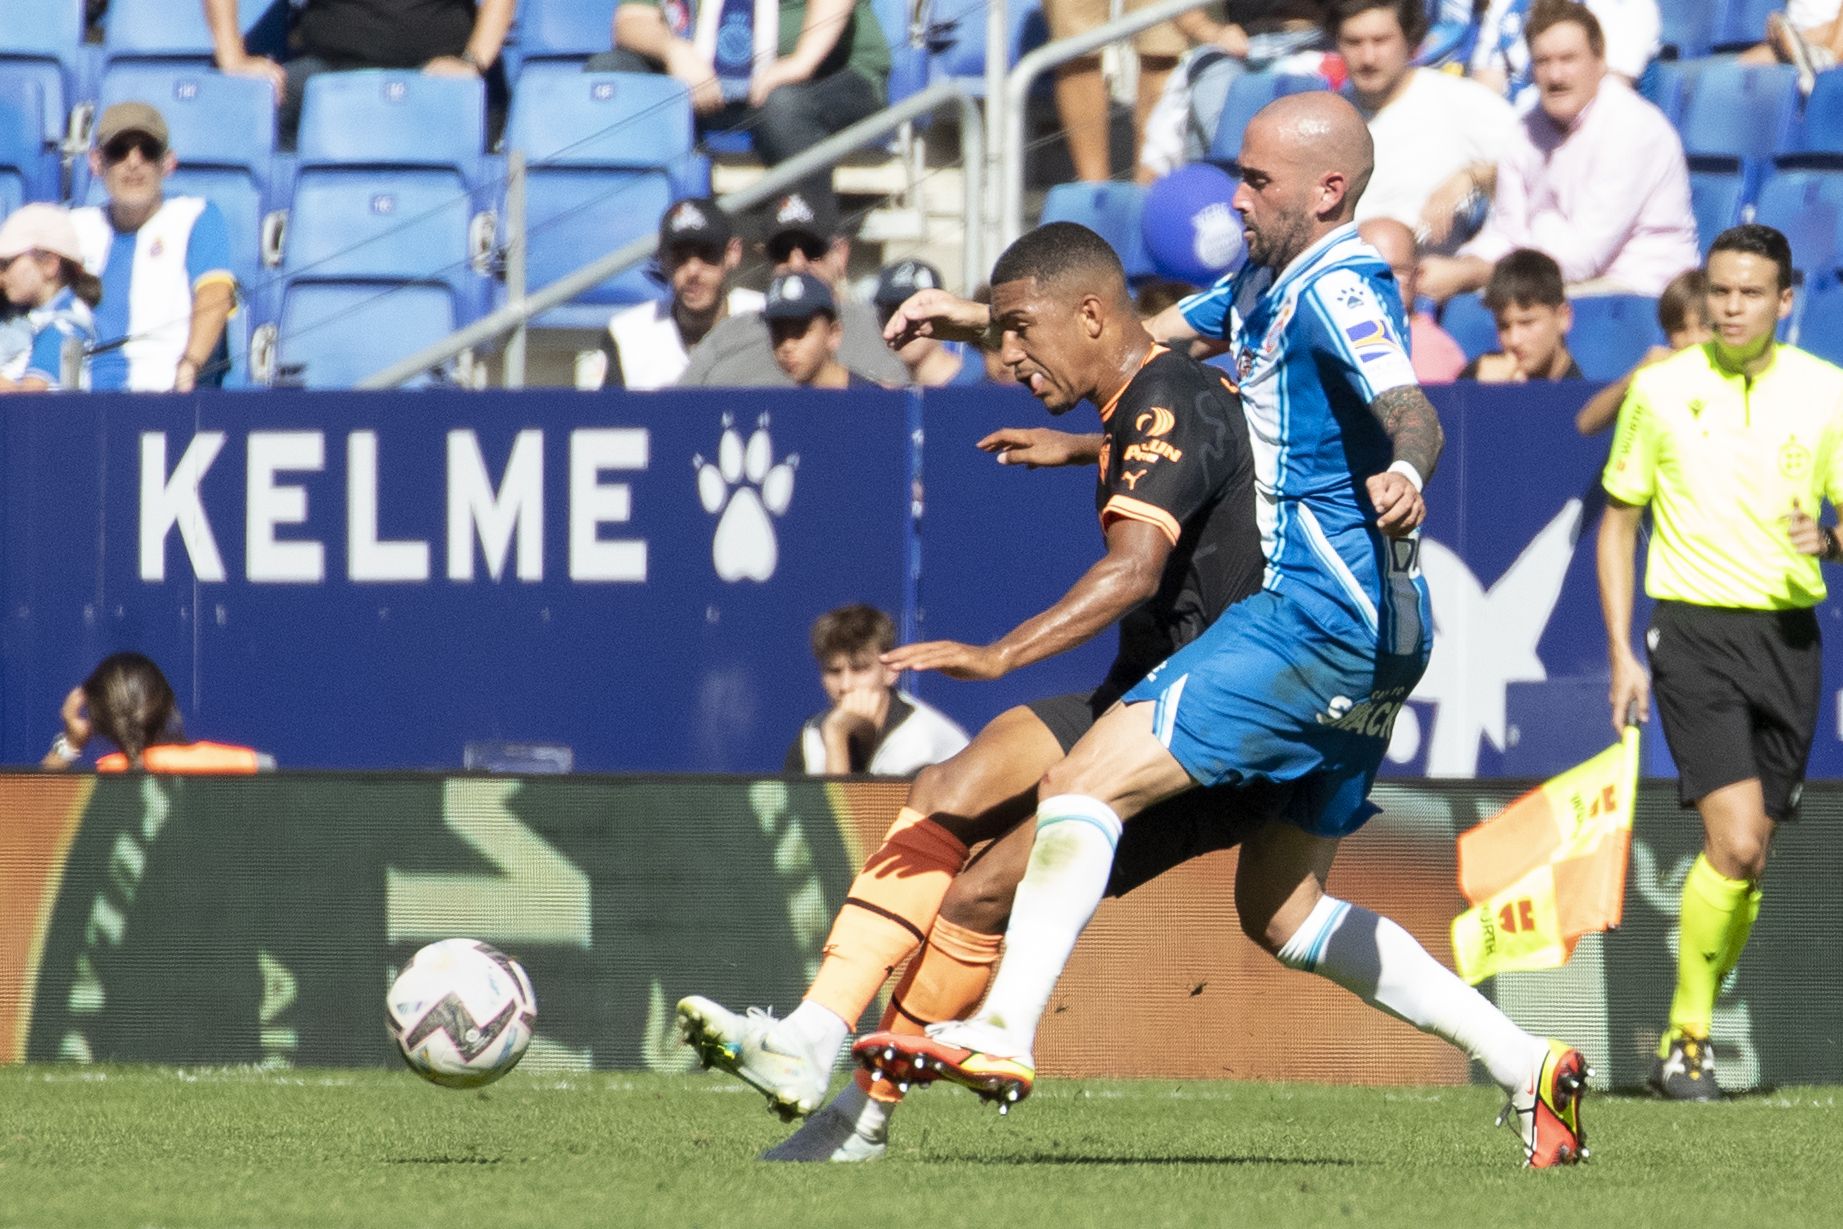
[765,271,881,388]
[1575,267,1712,433]
[786,605,969,775]
[0,205,101,394]
[1462,248,1583,381]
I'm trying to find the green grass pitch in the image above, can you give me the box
[2,1066,1839,1227]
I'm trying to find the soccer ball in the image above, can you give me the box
[387,939,537,1088]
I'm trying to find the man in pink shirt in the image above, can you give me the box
[1417,1,1697,304]
[1360,218,1467,384]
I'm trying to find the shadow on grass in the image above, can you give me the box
[940,1153,1359,1167]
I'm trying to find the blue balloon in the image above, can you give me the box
[1140,164,1245,286]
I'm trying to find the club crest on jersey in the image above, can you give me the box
[1261,299,1294,356]
[1343,318,1400,364]
[1237,347,1255,378]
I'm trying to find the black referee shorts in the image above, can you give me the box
[1646,600,1822,821]
[1026,690,1282,897]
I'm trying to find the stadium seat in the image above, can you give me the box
[1567,295,1665,382]
[1207,72,1324,167]
[0,0,84,144]
[1794,276,1843,363]
[1780,70,1843,164]
[1679,62,1800,166]
[874,0,929,105]
[264,171,489,388]
[100,0,289,70]
[1658,3,1716,59]
[73,67,278,283]
[1754,167,1843,283]
[1038,182,1155,283]
[1690,169,1747,247]
[0,79,56,218]
[926,0,1050,96]
[504,71,698,323]
[505,0,617,80]
[1711,0,1781,53]
[295,71,488,193]
[1638,58,1697,128]
[1438,292,1498,363]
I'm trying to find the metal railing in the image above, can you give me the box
[360,81,986,390]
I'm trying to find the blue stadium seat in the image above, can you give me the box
[1794,276,1843,363]
[101,0,289,69]
[0,79,56,218]
[1658,3,1716,59]
[1438,292,1498,363]
[295,71,487,192]
[73,67,278,282]
[1567,295,1665,381]
[1690,169,1747,247]
[1711,0,1781,53]
[873,0,929,105]
[507,0,616,79]
[1680,62,1800,166]
[267,172,489,388]
[1638,58,1698,128]
[1208,72,1323,167]
[927,0,1050,96]
[504,71,698,323]
[1038,182,1155,283]
[1781,70,1843,164]
[0,0,84,144]
[1754,167,1843,282]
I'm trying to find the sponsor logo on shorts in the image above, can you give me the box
[1315,685,1410,739]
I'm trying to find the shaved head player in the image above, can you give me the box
[678,221,1275,1161]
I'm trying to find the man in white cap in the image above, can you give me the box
[0,204,100,393]
[596,197,764,390]
[69,102,237,392]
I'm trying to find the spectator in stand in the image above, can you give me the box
[679,190,908,388]
[600,0,889,218]
[0,205,100,394]
[786,605,969,775]
[1418,2,1696,304]
[40,651,273,773]
[1338,0,1516,253]
[69,103,235,393]
[1576,268,1711,434]
[1469,0,1658,101]
[1460,248,1582,382]
[876,259,982,387]
[1138,3,1335,179]
[765,271,883,388]
[597,198,764,390]
[205,0,517,146]
[1747,3,1843,95]
[1360,217,1466,383]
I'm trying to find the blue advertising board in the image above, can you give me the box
[4,382,1842,779]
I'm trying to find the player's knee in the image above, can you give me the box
[938,863,1015,932]
[1708,829,1771,882]
[1035,760,1096,803]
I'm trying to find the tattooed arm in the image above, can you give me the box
[1364,384,1445,536]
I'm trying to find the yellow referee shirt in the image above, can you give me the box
[1602,341,1843,610]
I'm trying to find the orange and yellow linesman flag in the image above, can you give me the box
[1449,726,1640,984]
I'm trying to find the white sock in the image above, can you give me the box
[828,1080,893,1136]
[972,794,1123,1047]
[784,1000,850,1066]
[1277,894,1547,1093]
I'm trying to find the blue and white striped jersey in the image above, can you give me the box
[1176,223,1430,652]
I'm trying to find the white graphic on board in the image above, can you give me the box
[695,413,797,582]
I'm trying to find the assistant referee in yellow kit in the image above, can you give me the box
[1599,224,1843,1102]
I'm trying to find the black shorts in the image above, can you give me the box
[1647,600,1822,821]
[1026,690,1282,897]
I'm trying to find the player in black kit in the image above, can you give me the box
[677,222,1272,1162]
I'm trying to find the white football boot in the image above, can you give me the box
[677,995,829,1121]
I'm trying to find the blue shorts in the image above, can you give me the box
[1123,589,1429,838]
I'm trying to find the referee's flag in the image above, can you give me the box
[1449,727,1640,984]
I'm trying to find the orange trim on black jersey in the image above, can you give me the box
[1097,344,1169,423]
[1101,494,1181,545]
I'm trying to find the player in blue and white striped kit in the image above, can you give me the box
[857,92,1591,1168]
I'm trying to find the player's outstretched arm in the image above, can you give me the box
[1365,385,1444,535]
[882,289,992,349]
[977,427,1104,468]
[883,519,1172,681]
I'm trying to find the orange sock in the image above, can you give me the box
[805,807,968,1027]
[855,917,1003,1102]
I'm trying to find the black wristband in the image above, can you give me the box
[1824,529,1842,563]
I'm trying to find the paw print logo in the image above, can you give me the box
[695,413,797,582]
